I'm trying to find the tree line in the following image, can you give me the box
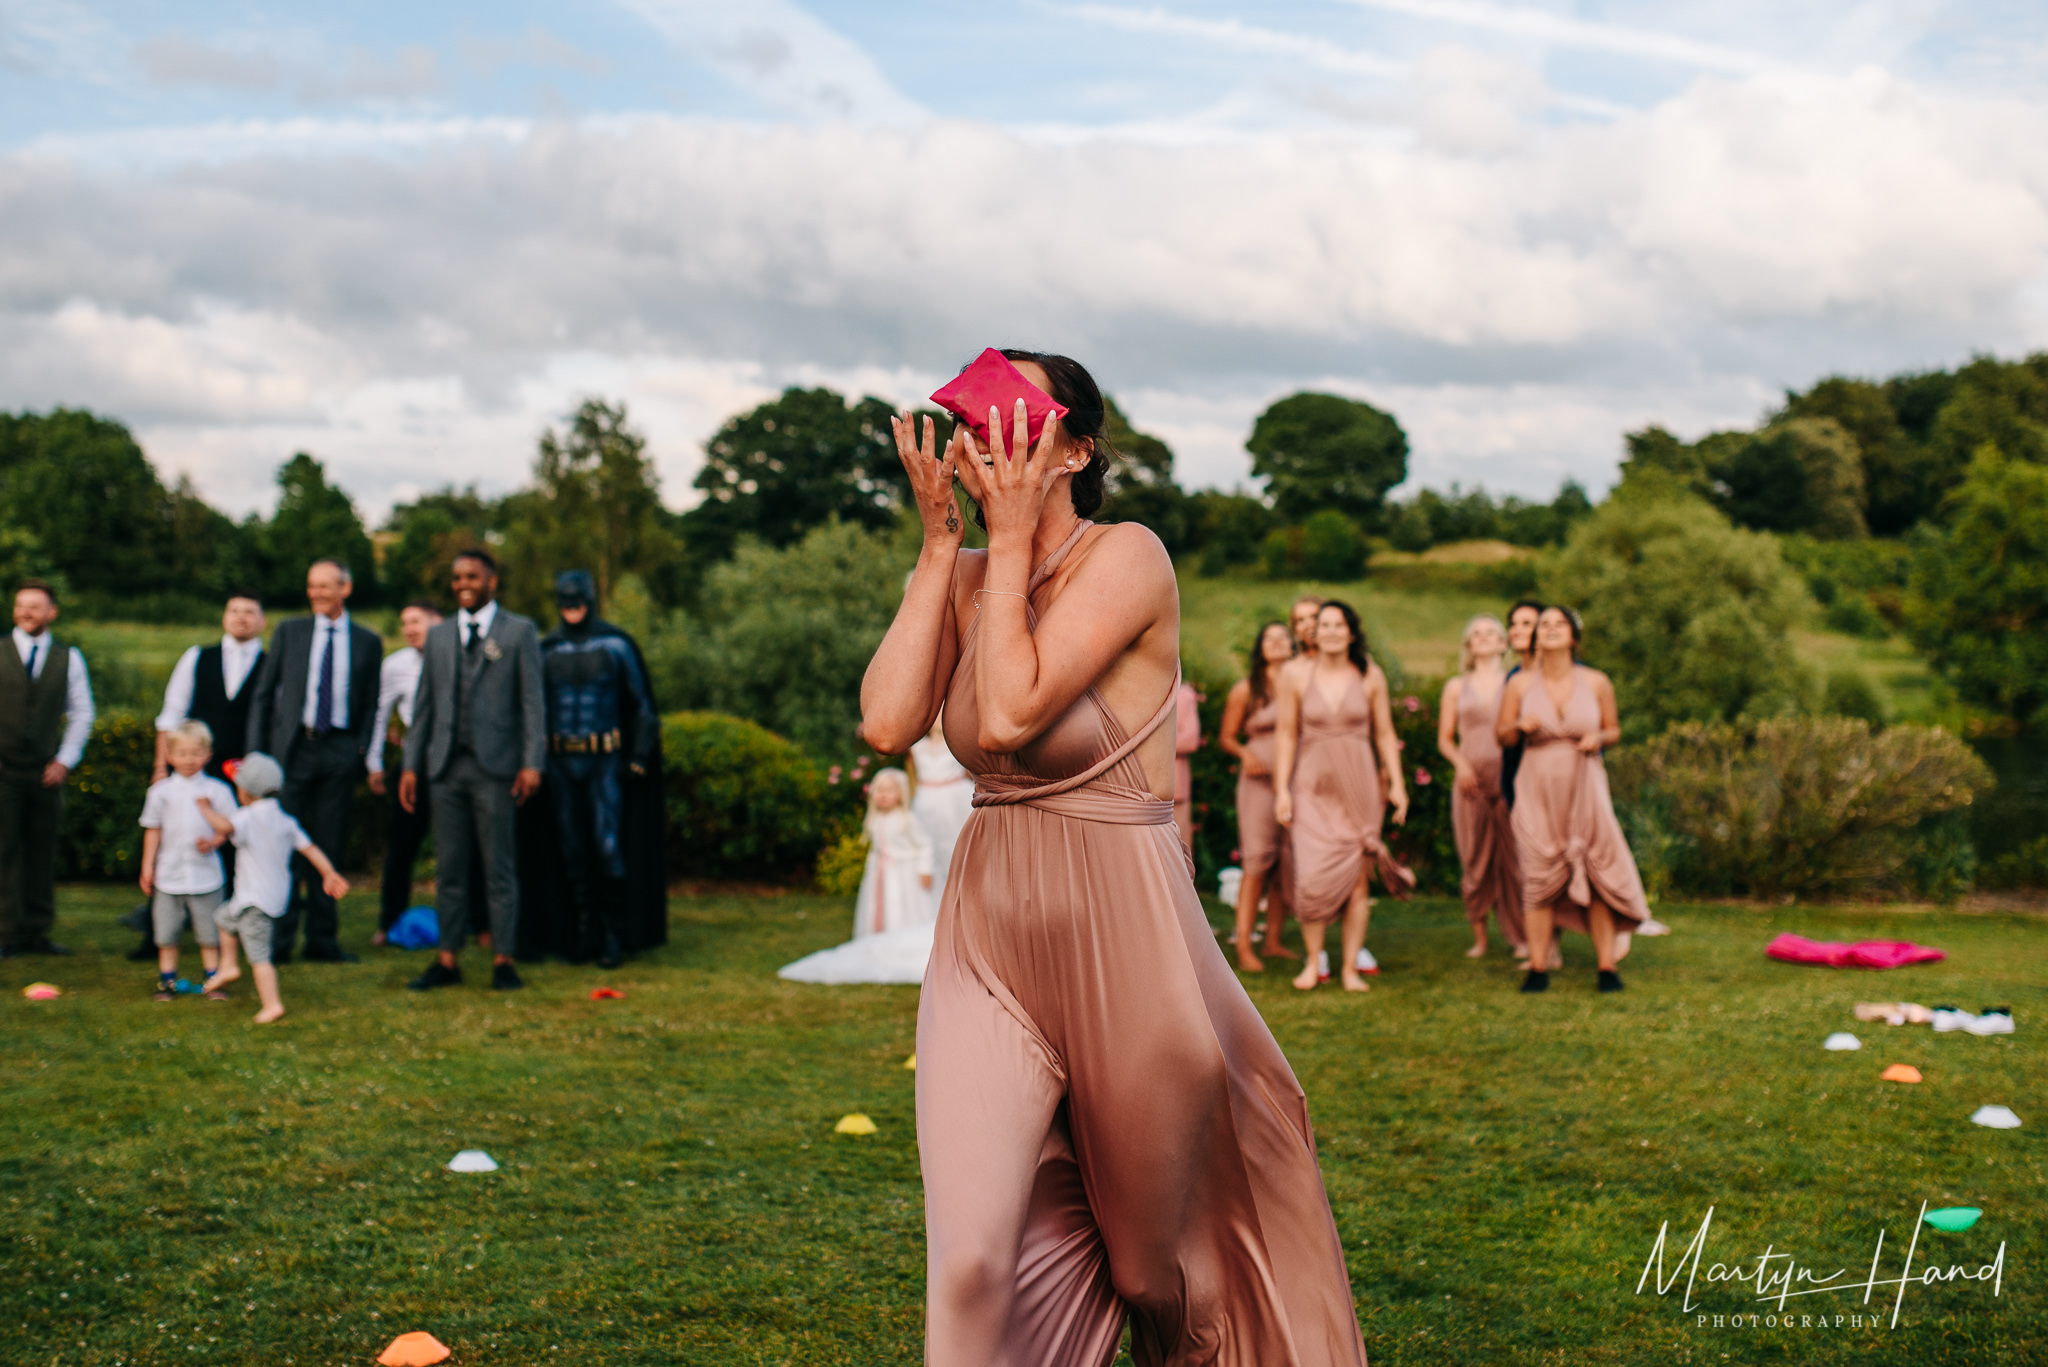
[4,350,2043,738]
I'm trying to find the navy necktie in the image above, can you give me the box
[314,621,336,735]
[24,643,37,679]
[467,622,481,652]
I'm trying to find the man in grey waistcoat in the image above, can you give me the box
[399,548,545,992]
[0,579,94,958]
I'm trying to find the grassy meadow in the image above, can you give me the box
[4,885,2041,1366]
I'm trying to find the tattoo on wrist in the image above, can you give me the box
[946,507,960,532]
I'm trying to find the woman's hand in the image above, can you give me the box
[1275,790,1293,826]
[1388,788,1410,825]
[1240,752,1268,778]
[1452,757,1480,795]
[891,412,966,550]
[953,398,1065,548]
[1577,731,1602,754]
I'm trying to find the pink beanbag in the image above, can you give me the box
[1766,933,1946,969]
[929,348,1068,452]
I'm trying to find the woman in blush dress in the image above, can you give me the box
[1496,606,1651,994]
[1273,601,1413,994]
[910,715,975,904]
[1437,615,1528,962]
[863,350,1369,1366]
[1218,621,1299,971]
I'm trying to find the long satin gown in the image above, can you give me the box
[911,734,975,905]
[1285,670,1414,924]
[1509,668,1650,941]
[919,524,1369,1367]
[1234,694,1287,883]
[1451,675,1525,946]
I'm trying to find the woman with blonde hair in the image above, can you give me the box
[1437,614,1527,962]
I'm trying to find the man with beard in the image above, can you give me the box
[525,571,665,968]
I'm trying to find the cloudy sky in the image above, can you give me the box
[4,1,2046,520]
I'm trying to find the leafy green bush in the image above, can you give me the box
[1544,479,1813,739]
[1607,717,1993,900]
[1821,669,1885,725]
[1299,510,1367,579]
[814,830,869,896]
[662,711,860,881]
[56,710,155,882]
[696,519,905,764]
[1904,444,2048,729]
[1823,593,1888,638]
[1259,525,1302,579]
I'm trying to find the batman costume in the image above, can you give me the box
[515,571,668,966]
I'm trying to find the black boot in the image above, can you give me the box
[566,880,600,965]
[595,877,627,970]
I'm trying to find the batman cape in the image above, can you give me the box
[515,617,668,961]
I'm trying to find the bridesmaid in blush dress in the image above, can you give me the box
[1219,621,1299,971]
[1437,615,1527,962]
[863,351,1369,1367]
[1496,606,1650,994]
[1272,600,1414,993]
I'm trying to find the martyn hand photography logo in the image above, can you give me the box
[1636,1204,2008,1332]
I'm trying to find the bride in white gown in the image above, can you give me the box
[779,768,940,984]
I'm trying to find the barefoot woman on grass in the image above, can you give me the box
[862,351,1368,1366]
[1437,614,1528,962]
[1218,620,1299,971]
[1272,601,1413,993]
[1496,606,1650,994]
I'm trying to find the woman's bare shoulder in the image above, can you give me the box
[1440,674,1463,704]
[1225,677,1252,704]
[1082,521,1172,574]
[1578,665,1616,692]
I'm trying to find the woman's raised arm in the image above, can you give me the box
[860,415,971,755]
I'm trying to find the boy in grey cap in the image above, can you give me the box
[197,752,349,1023]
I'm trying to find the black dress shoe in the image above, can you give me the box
[302,948,360,964]
[126,937,160,962]
[491,963,524,991]
[408,962,463,991]
[19,941,72,956]
[1519,970,1550,994]
[1597,969,1625,994]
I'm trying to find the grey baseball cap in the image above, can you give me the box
[234,751,284,799]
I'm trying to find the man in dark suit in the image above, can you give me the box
[243,559,382,964]
[400,549,545,992]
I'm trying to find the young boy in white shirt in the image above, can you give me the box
[197,752,349,1024]
[138,720,239,1001]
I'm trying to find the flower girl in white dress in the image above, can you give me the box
[779,769,940,985]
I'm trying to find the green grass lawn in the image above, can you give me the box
[4,887,2041,1365]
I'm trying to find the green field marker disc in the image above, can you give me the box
[1923,1207,1982,1232]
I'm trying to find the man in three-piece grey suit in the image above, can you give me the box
[243,559,384,964]
[399,548,545,992]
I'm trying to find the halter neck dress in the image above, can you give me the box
[1509,667,1649,941]
[1451,673,1524,946]
[919,523,1368,1367]
[1234,692,1288,883]
[1286,668,1414,924]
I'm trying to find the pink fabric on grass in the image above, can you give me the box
[1766,934,1946,970]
